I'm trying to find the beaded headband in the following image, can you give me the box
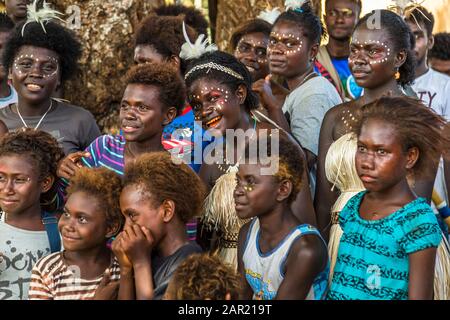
[185,61,244,81]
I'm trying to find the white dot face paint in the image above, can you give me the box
[13,53,59,78]
[268,32,303,56]
[235,37,268,63]
[349,38,392,65]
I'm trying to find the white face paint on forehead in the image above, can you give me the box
[349,38,392,65]
[13,53,59,78]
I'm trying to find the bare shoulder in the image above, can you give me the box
[288,232,328,268]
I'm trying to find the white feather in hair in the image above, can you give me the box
[257,7,281,25]
[22,0,65,36]
[284,0,308,11]
[179,21,217,60]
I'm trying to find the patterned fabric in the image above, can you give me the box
[243,219,329,300]
[330,57,363,100]
[28,252,120,300]
[328,191,442,300]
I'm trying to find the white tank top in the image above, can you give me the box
[243,218,329,300]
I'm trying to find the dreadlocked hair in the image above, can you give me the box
[274,1,326,45]
[0,128,64,181]
[185,50,259,112]
[352,96,449,179]
[356,10,416,87]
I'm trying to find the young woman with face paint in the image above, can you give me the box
[0,19,101,155]
[314,10,424,241]
[184,49,316,268]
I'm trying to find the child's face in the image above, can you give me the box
[0,154,43,215]
[59,191,113,251]
[234,163,283,220]
[188,78,245,135]
[120,84,175,143]
[268,20,312,79]
[11,45,61,104]
[119,184,164,243]
[355,119,416,192]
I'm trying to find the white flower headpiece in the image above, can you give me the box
[284,0,308,12]
[21,0,65,37]
[257,7,282,25]
[179,21,217,61]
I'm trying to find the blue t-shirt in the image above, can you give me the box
[328,191,442,300]
[330,56,363,99]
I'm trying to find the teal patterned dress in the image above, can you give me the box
[328,191,442,300]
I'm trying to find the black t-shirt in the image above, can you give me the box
[152,242,203,300]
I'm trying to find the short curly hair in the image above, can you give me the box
[123,152,206,223]
[244,132,305,204]
[135,15,197,74]
[230,19,272,51]
[152,4,209,36]
[168,253,242,300]
[0,128,64,182]
[185,51,259,112]
[125,62,186,115]
[67,167,124,234]
[352,96,450,179]
[2,20,82,82]
[430,33,450,61]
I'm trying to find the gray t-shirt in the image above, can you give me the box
[0,215,51,300]
[0,100,101,155]
[282,76,342,156]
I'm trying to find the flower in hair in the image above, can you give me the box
[21,0,65,37]
[179,21,218,60]
[284,0,308,13]
[257,7,282,24]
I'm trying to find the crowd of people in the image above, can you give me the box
[0,0,449,301]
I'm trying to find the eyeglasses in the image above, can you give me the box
[328,8,355,19]
[0,175,32,188]
[235,41,268,62]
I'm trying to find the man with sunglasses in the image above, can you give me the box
[315,0,362,100]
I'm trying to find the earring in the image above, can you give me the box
[394,69,401,80]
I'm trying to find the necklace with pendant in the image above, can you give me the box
[16,100,53,130]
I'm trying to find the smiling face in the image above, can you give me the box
[234,32,269,82]
[349,27,403,89]
[120,183,164,245]
[355,119,416,192]
[188,78,246,135]
[11,45,61,104]
[0,154,44,215]
[324,0,360,42]
[234,163,285,220]
[268,20,314,79]
[59,191,113,251]
[120,83,175,143]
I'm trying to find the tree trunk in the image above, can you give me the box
[52,0,164,133]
